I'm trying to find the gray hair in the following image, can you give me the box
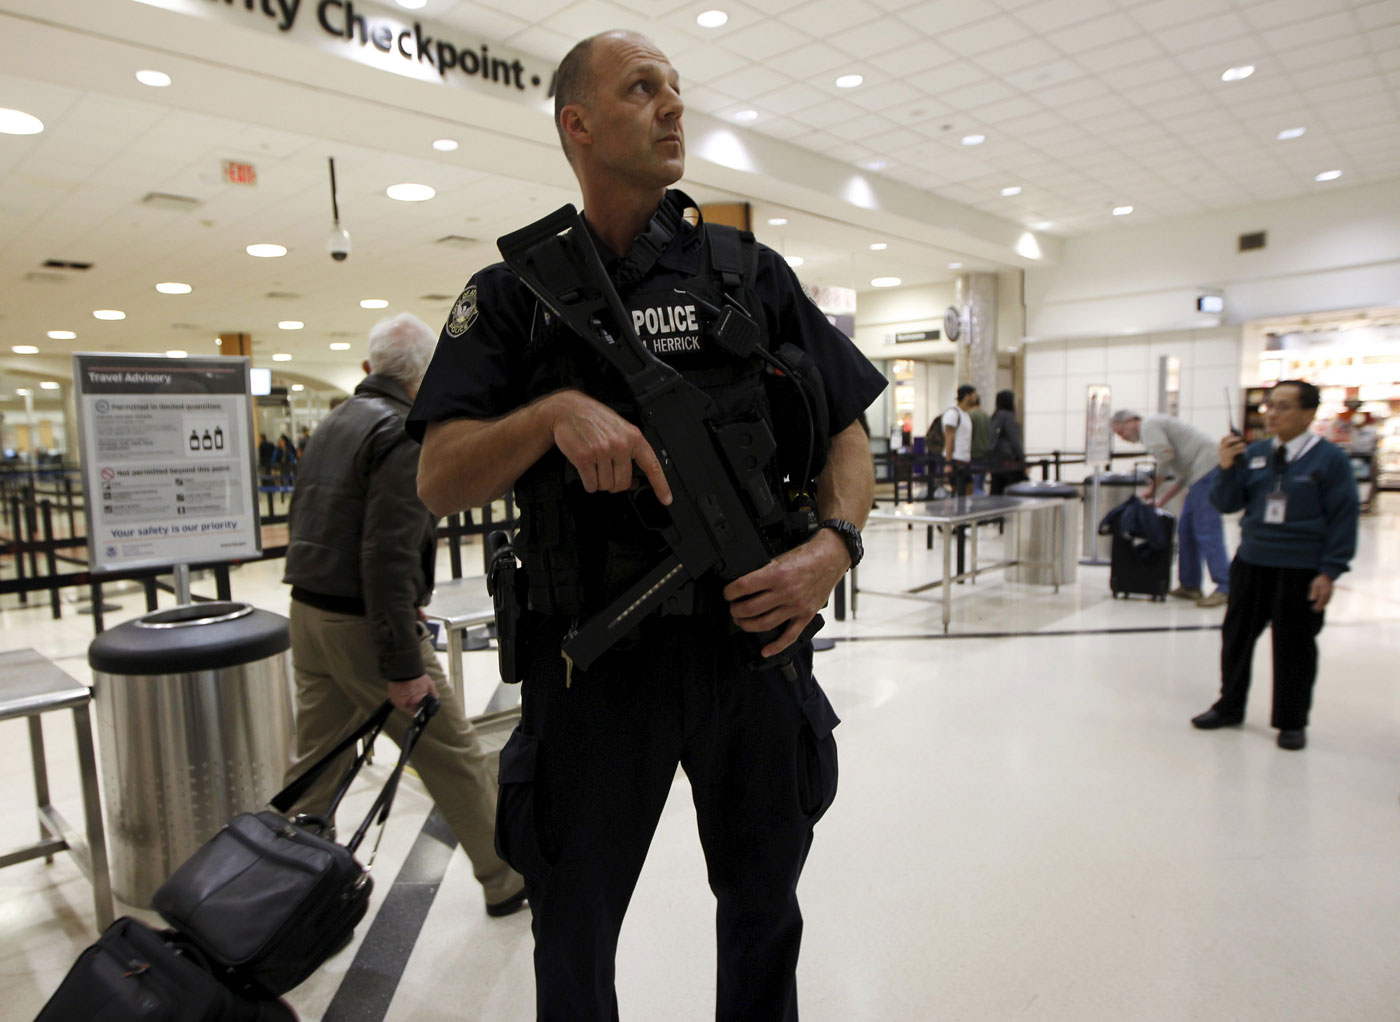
[1110,409,1141,425]
[366,313,437,389]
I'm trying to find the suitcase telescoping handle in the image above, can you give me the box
[269,700,395,818]
[346,695,439,854]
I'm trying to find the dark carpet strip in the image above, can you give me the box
[322,808,458,1022]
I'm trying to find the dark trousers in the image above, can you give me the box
[948,460,972,497]
[1215,558,1326,730]
[989,468,1027,496]
[496,616,839,1022]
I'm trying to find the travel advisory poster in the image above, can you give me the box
[73,353,261,573]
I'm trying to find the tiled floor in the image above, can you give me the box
[3,497,1398,1021]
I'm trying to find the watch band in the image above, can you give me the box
[819,518,863,569]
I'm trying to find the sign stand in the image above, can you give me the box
[1081,384,1113,566]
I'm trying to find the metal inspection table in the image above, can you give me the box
[852,495,1064,632]
[423,576,519,717]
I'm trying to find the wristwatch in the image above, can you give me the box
[819,518,864,568]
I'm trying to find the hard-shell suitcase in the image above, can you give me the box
[1109,530,1173,600]
[33,916,296,1022]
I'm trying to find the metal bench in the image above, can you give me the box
[0,648,114,930]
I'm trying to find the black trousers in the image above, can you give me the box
[495,616,840,1022]
[1215,558,1326,730]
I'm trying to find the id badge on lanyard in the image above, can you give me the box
[1265,456,1288,524]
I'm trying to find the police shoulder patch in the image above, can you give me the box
[446,284,479,338]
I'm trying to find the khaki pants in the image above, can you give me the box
[285,600,521,905]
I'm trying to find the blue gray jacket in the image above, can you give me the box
[1209,437,1358,578]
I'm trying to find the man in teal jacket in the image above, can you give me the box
[1191,380,1359,750]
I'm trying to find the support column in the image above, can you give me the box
[954,273,998,403]
[219,332,252,358]
[698,202,750,230]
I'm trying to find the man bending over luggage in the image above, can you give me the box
[281,312,526,917]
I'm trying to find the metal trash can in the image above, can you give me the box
[1081,471,1149,561]
[1004,481,1080,585]
[88,601,293,906]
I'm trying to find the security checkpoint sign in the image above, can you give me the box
[73,353,262,573]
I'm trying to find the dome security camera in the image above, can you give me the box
[328,226,351,261]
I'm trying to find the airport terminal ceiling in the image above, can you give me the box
[1,0,1398,396]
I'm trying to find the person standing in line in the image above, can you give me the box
[941,384,977,497]
[1110,409,1232,607]
[281,312,526,917]
[968,392,990,495]
[257,432,275,477]
[1191,380,1360,751]
[408,29,884,1021]
[987,389,1027,495]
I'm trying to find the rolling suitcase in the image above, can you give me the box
[33,916,296,1022]
[1109,530,1173,600]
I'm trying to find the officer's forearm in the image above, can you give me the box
[417,397,558,516]
[817,420,875,530]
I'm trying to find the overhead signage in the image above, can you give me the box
[73,353,262,574]
[133,0,555,102]
[894,329,941,343]
[222,159,257,186]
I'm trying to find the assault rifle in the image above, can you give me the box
[497,205,818,677]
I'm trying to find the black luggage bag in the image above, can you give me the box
[1109,530,1173,600]
[33,916,296,1022]
[150,697,438,996]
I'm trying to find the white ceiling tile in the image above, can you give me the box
[1074,35,1165,73]
[717,19,810,61]
[939,79,1018,110]
[468,0,574,20]
[972,37,1059,76]
[1045,13,1146,53]
[789,97,868,127]
[1033,76,1114,109]
[1270,35,1370,72]
[1097,57,1183,91]
[749,80,831,114]
[776,0,887,35]
[763,39,850,79]
[1289,61,1375,88]
[437,4,532,40]
[503,24,578,60]
[905,62,988,95]
[829,17,927,59]
[1003,58,1089,91]
[938,15,1031,56]
[538,0,647,41]
[1129,0,1243,31]
[1364,23,1400,50]
[1125,77,1208,106]
[844,79,926,112]
[873,39,961,76]
[826,112,901,141]
[1356,1,1400,31]
[668,42,753,84]
[680,83,740,114]
[1151,13,1255,54]
[1172,38,1269,74]
[1262,11,1359,51]
[1011,0,1116,34]
[973,95,1046,124]
[753,116,809,140]
[897,0,1002,35]
[712,63,791,100]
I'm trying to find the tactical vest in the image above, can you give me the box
[512,214,828,620]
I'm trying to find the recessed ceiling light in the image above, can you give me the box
[278,321,304,330]
[871,277,901,288]
[12,345,39,354]
[396,0,427,9]
[767,217,788,226]
[696,9,728,28]
[0,108,44,135]
[1001,186,1022,196]
[1315,169,1342,182]
[1277,127,1306,141]
[292,384,305,392]
[16,388,32,397]
[136,69,171,88]
[869,242,887,251]
[93,309,126,320]
[156,282,192,294]
[948,261,963,270]
[360,299,389,309]
[785,255,804,268]
[432,138,458,151]
[246,243,287,258]
[733,109,759,123]
[1221,65,1255,82]
[386,183,435,201]
[861,159,887,171]
[329,342,352,351]
[836,74,863,89]
[165,350,188,358]
[46,330,75,340]
[40,381,60,390]
[272,353,293,361]
[961,133,985,146]
[1033,221,1052,231]
[1112,205,1134,215]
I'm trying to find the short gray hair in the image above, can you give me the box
[1110,409,1141,425]
[366,313,437,389]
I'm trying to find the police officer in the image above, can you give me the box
[408,29,886,1022]
[1194,380,1360,750]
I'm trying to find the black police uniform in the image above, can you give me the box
[408,190,886,1022]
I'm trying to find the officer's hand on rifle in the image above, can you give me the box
[723,529,849,657]
[549,390,673,504]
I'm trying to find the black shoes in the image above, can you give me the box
[486,886,529,918]
[1191,708,1244,729]
[1277,729,1307,751]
